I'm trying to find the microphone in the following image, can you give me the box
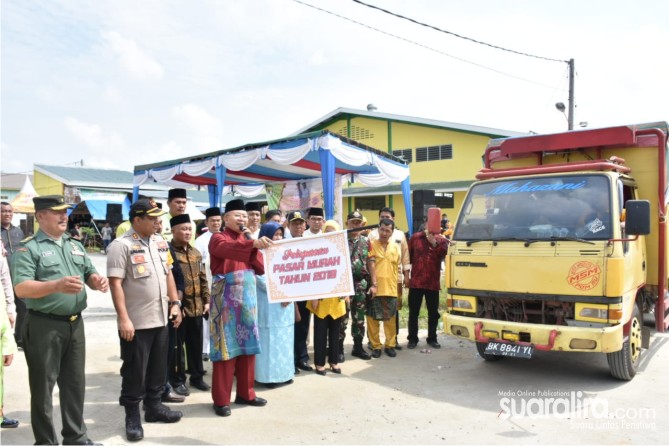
[240,225,253,240]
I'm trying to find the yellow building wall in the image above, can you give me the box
[34,171,64,196]
[326,116,492,231]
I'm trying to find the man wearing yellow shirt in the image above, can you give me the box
[367,218,407,358]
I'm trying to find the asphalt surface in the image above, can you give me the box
[3,253,668,445]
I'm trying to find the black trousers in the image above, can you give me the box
[407,288,440,343]
[119,326,168,407]
[313,315,342,367]
[168,321,186,387]
[183,315,205,382]
[294,301,311,364]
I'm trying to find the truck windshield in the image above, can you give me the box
[454,175,613,241]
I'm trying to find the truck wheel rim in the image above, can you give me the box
[630,316,641,363]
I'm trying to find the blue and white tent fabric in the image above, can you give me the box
[133,130,412,232]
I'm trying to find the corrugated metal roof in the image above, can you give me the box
[293,107,527,138]
[35,164,134,188]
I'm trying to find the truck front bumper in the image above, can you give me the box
[444,313,623,353]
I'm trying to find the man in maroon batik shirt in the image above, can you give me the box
[407,228,448,349]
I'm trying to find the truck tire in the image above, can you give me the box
[607,304,642,381]
[476,341,503,361]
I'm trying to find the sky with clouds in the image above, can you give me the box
[2,0,668,174]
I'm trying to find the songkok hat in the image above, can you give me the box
[33,195,72,212]
[224,199,246,214]
[245,202,262,212]
[205,207,221,218]
[307,207,325,218]
[168,188,187,200]
[170,214,191,228]
[286,210,305,222]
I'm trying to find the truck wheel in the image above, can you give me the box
[476,341,503,361]
[607,304,642,381]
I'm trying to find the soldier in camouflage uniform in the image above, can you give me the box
[338,211,372,361]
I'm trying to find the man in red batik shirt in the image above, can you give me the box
[407,227,448,349]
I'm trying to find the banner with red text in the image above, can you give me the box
[263,230,353,303]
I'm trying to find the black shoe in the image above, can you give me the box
[234,396,267,406]
[262,382,278,389]
[329,365,342,374]
[190,379,211,391]
[294,367,300,374]
[161,390,185,403]
[407,340,418,349]
[0,417,19,428]
[394,344,403,351]
[384,347,397,358]
[371,349,382,358]
[427,340,441,349]
[315,368,327,376]
[367,341,373,350]
[296,361,313,372]
[172,384,190,396]
[351,345,372,360]
[213,405,231,417]
[145,403,183,423]
[338,352,345,363]
[202,353,209,362]
[124,405,143,442]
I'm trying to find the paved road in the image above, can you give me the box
[4,253,668,445]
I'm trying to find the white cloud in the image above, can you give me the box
[172,104,224,151]
[103,85,124,105]
[308,50,327,66]
[101,31,164,81]
[63,117,126,169]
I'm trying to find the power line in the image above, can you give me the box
[351,0,567,64]
[292,0,562,90]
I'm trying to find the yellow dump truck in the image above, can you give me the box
[444,122,668,380]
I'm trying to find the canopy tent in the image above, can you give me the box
[133,130,413,232]
[10,177,39,213]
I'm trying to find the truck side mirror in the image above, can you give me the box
[625,200,651,235]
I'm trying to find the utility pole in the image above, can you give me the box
[567,58,575,130]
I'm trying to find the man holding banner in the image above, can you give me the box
[208,199,273,418]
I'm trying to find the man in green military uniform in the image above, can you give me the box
[338,211,373,362]
[11,195,109,445]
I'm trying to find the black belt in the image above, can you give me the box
[29,309,81,323]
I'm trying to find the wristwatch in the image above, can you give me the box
[169,300,182,308]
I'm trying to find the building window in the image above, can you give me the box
[355,196,385,212]
[415,144,453,162]
[435,192,454,209]
[392,148,412,163]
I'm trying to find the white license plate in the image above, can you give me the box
[484,342,534,359]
